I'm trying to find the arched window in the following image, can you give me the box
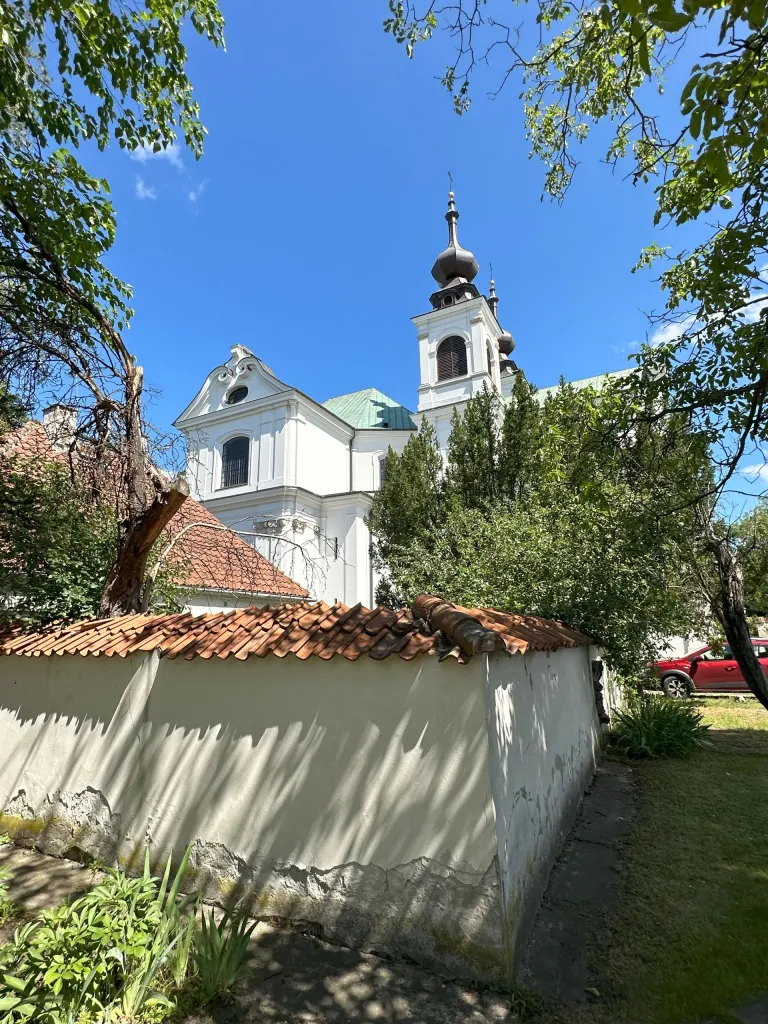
[221,436,249,488]
[379,455,388,488]
[436,336,468,381]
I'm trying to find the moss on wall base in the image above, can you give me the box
[0,789,121,866]
[0,812,49,840]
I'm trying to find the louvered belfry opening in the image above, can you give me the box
[221,435,249,488]
[436,336,468,381]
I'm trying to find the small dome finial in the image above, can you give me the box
[431,187,479,286]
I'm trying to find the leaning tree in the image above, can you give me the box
[0,0,224,614]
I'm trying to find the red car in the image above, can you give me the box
[655,639,768,697]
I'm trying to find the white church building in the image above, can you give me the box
[175,194,554,607]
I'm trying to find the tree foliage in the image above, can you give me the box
[0,416,184,627]
[0,457,116,625]
[384,0,768,704]
[732,501,768,617]
[369,380,702,672]
[384,0,768,493]
[1,0,223,353]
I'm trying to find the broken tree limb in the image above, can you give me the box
[99,476,189,617]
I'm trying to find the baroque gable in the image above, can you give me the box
[175,345,291,425]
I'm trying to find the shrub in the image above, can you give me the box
[0,847,198,1022]
[610,693,711,758]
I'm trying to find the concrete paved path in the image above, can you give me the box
[715,995,768,1024]
[520,758,638,1003]
[186,924,519,1024]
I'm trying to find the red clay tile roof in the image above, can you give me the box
[448,605,593,656]
[0,421,67,463]
[0,597,592,663]
[0,421,308,600]
[161,499,308,599]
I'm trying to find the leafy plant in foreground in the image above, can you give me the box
[0,846,199,1022]
[193,907,256,1000]
[0,845,262,1021]
[610,694,711,758]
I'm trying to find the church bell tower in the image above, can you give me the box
[412,191,516,451]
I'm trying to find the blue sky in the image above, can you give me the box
[92,0,704,435]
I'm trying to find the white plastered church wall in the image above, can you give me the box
[352,429,413,491]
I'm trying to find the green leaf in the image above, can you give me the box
[647,8,691,29]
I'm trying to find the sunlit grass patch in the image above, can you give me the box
[587,698,768,1023]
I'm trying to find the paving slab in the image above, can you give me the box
[0,843,100,940]
[520,758,637,1004]
[185,923,520,1024]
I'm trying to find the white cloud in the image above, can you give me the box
[742,291,768,325]
[135,176,156,200]
[188,180,207,203]
[649,315,697,346]
[610,340,640,356]
[130,142,183,170]
[739,463,768,481]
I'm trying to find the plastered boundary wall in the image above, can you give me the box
[0,643,608,981]
[0,652,504,981]
[483,645,604,970]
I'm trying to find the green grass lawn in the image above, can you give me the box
[578,697,768,1024]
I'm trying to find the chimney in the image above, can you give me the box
[42,404,78,452]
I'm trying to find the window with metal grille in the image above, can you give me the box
[436,336,468,381]
[221,436,249,488]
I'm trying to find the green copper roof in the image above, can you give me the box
[532,367,634,404]
[323,388,417,430]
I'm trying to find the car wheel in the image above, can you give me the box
[662,674,690,699]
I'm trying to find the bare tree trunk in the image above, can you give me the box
[702,522,768,711]
[98,364,189,617]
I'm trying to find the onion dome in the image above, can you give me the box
[498,330,515,355]
[431,192,479,286]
